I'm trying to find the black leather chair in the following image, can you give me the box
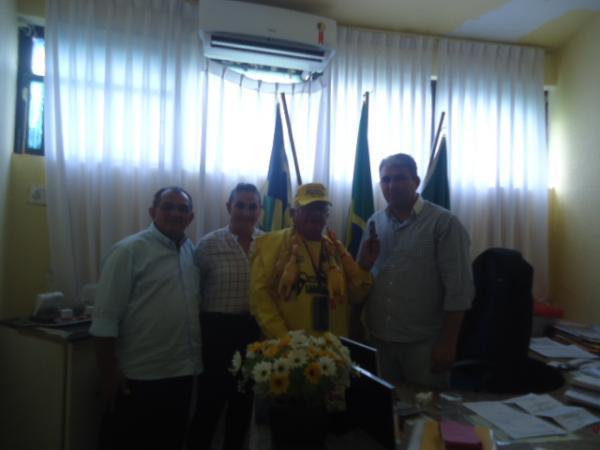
[451,248,563,393]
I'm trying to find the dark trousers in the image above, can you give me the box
[188,312,261,450]
[101,375,194,450]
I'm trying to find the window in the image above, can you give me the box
[14,25,45,155]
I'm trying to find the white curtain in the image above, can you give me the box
[320,27,434,234]
[44,0,322,301]
[435,39,548,298]
[45,0,435,301]
[46,1,549,301]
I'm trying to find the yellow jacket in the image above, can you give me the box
[250,228,372,338]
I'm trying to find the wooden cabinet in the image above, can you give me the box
[0,325,103,450]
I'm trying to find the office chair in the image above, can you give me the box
[451,248,563,394]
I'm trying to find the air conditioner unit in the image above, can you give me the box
[198,0,337,82]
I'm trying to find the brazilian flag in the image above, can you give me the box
[422,136,450,210]
[260,104,293,231]
[345,98,374,258]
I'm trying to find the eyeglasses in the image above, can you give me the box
[301,203,330,217]
[158,202,191,213]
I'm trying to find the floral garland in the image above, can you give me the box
[274,228,366,309]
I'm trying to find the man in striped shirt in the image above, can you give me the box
[188,183,263,450]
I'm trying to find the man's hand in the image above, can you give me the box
[100,367,130,412]
[94,337,130,412]
[357,222,380,271]
[430,339,457,373]
[430,311,465,373]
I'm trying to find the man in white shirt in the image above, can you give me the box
[90,186,201,450]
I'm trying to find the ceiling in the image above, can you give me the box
[242,0,600,50]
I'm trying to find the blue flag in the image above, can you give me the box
[260,105,293,231]
[422,136,450,210]
[345,98,374,258]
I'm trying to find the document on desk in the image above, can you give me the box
[539,406,599,432]
[529,337,598,359]
[504,393,564,415]
[504,393,599,432]
[464,401,565,439]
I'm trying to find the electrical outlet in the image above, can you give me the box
[28,185,47,206]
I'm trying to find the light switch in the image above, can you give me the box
[28,185,47,205]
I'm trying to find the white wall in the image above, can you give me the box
[0,0,18,315]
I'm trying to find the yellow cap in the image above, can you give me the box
[294,183,330,207]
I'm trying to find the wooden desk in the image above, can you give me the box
[395,381,600,450]
[247,370,599,450]
[248,378,598,449]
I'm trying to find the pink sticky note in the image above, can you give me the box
[440,420,482,449]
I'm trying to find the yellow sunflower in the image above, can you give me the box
[270,372,290,395]
[323,332,337,345]
[247,342,263,353]
[264,345,281,358]
[278,334,291,349]
[307,346,320,357]
[305,362,322,384]
[318,348,330,357]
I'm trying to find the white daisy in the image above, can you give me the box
[339,346,352,366]
[273,358,291,374]
[230,351,242,374]
[290,332,309,348]
[318,356,337,376]
[287,349,308,368]
[310,336,326,347]
[324,332,342,347]
[252,361,272,383]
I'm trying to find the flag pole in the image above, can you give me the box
[429,111,446,167]
[345,90,374,256]
[279,93,302,186]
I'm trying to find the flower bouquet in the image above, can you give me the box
[231,329,353,405]
[230,330,355,446]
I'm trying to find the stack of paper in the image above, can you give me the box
[554,323,600,344]
[552,322,600,354]
[565,374,600,410]
[529,337,597,359]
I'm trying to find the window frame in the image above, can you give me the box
[14,24,45,156]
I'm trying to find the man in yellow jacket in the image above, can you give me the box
[250,183,379,338]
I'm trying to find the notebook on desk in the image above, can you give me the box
[417,419,493,450]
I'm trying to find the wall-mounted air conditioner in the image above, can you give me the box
[198,0,337,82]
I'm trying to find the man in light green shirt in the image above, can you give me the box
[90,186,201,450]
